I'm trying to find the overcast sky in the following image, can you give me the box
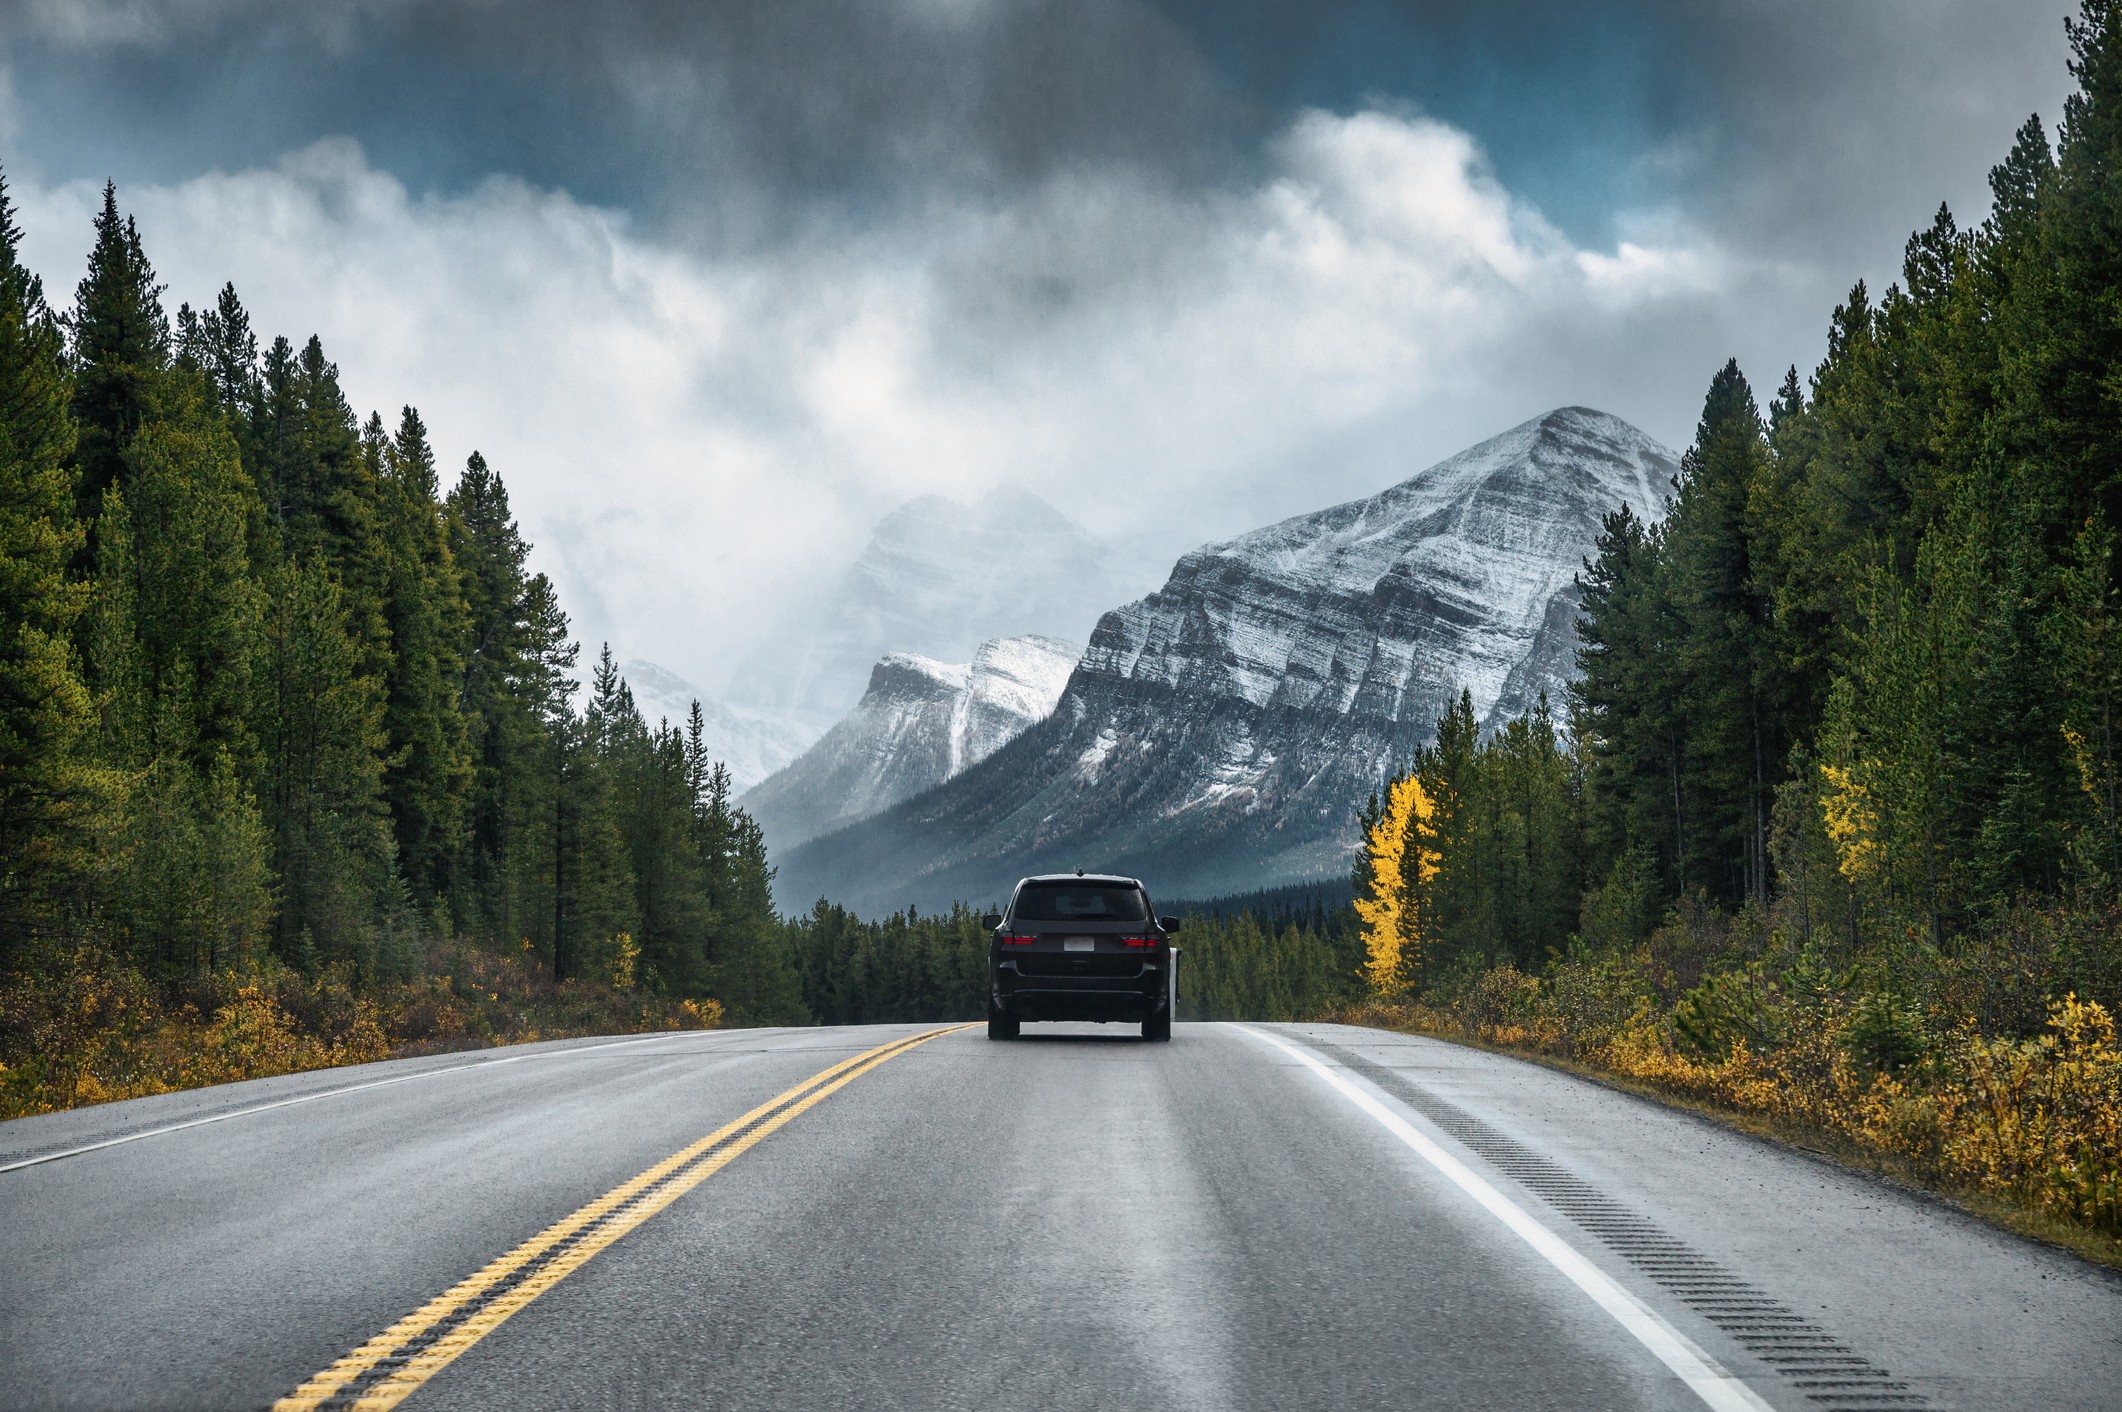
[0,0,2078,692]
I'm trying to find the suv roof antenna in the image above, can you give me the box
[1075,865,1085,876]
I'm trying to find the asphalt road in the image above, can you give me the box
[3,1021,2117,1411]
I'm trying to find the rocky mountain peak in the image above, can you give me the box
[865,653,971,704]
[772,408,1678,915]
[1081,405,1673,733]
[742,634,1082,851]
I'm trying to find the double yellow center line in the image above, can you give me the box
[275,1025,972,1412]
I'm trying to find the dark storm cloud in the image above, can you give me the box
[1629,2,2070,270]
[8,0,2073,276]
[4,0,1240,245]
[0,0,2083,682]
[1138,1,2072,258]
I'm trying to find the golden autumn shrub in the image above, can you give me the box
[1924,996,2122,1232]
[1378,952,2122,1240]
[0,931,725,1120]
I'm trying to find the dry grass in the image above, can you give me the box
[0,937,723,1120]
[1334,992,2122,1271]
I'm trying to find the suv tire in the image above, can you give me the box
[987,1001,1019,1040]
[1142,1011,1171,1042]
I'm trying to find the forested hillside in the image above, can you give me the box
[1351,5,2122,1245]
[0,179,804,1114]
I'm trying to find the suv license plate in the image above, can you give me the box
[1063,937,1095,952]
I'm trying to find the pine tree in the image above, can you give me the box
[268,339,384,666]
[196,284,259,417]
[67,183,168,534]
[96,372,263,779]
[447,451,539,941]
[692,754,806,1022]
[1574,502,1687,898]
[2005,0,2122,548]
[620,714,709,993]
[85,370,273,977]
[547,645,636,982]
[377,406,470,905]
[0,165,96,920]
[1668,359,1778,906]
[1420,689,1484,954]
[253,555,393,970]
[250,334,300,531]
[1986,114,2056,259]
[1757,365,1837,740]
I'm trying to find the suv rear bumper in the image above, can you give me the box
[992,959,1166,1022]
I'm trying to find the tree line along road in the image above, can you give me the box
[1,1021,2116,1410]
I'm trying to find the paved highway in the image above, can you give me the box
[2,1021,2116,1410]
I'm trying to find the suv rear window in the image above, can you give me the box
[1013,884,1147,922]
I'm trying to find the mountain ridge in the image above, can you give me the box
[742,634,1080,851]
[773,407,1674,915]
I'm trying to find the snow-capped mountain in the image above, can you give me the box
[1083,404,1672,732]
[621,660,826,793]
[728,487,1142,716]
[771,408,1675,915]
[742,635,1081,851]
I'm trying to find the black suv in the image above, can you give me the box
[982,873,1180,1041]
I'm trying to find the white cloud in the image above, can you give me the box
[14,110,1806,696]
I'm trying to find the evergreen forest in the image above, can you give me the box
[1350,5,2122,1245]
[0,176,810,1114]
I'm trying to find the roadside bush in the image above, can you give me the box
[0,932,723,1120]
[1369,921,2122,1240]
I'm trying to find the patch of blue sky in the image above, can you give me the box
[4,20,634,214]
[1151,0,1677,248]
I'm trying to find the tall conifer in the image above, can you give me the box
[1668,360,1778,905]
[67,183,168,532]
[378,406,470,904]
[0,166,94,913]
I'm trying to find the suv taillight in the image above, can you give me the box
[1001,934,1035,946]
[1121,936,1158,947]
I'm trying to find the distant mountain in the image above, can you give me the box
[621,660,826,793]
[728,487,1135,716]
[772,408,1674,916]
[742,635,1080,851]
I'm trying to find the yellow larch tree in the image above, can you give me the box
[1353,771,1440,996]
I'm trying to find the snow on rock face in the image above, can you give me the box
[963,634,1081,767]
[742,635,1081,850]
[769,408,1677,916]
[1081,405,1671,731]
[621,660,826,794]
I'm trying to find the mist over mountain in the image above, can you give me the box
[771,408,1674,916]
[742,635,1080,852]
[726,488,1144,716]
[621,660,824,794]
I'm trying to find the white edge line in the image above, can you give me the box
[0,1029,734,1176]
[1233,1024,1778,1412]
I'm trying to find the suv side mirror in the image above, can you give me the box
[980,913,1002,931]
[1158,916,1180,932]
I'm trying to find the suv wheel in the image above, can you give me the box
[987,1000,1019,1040]
[1142,1011,1171,1042]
